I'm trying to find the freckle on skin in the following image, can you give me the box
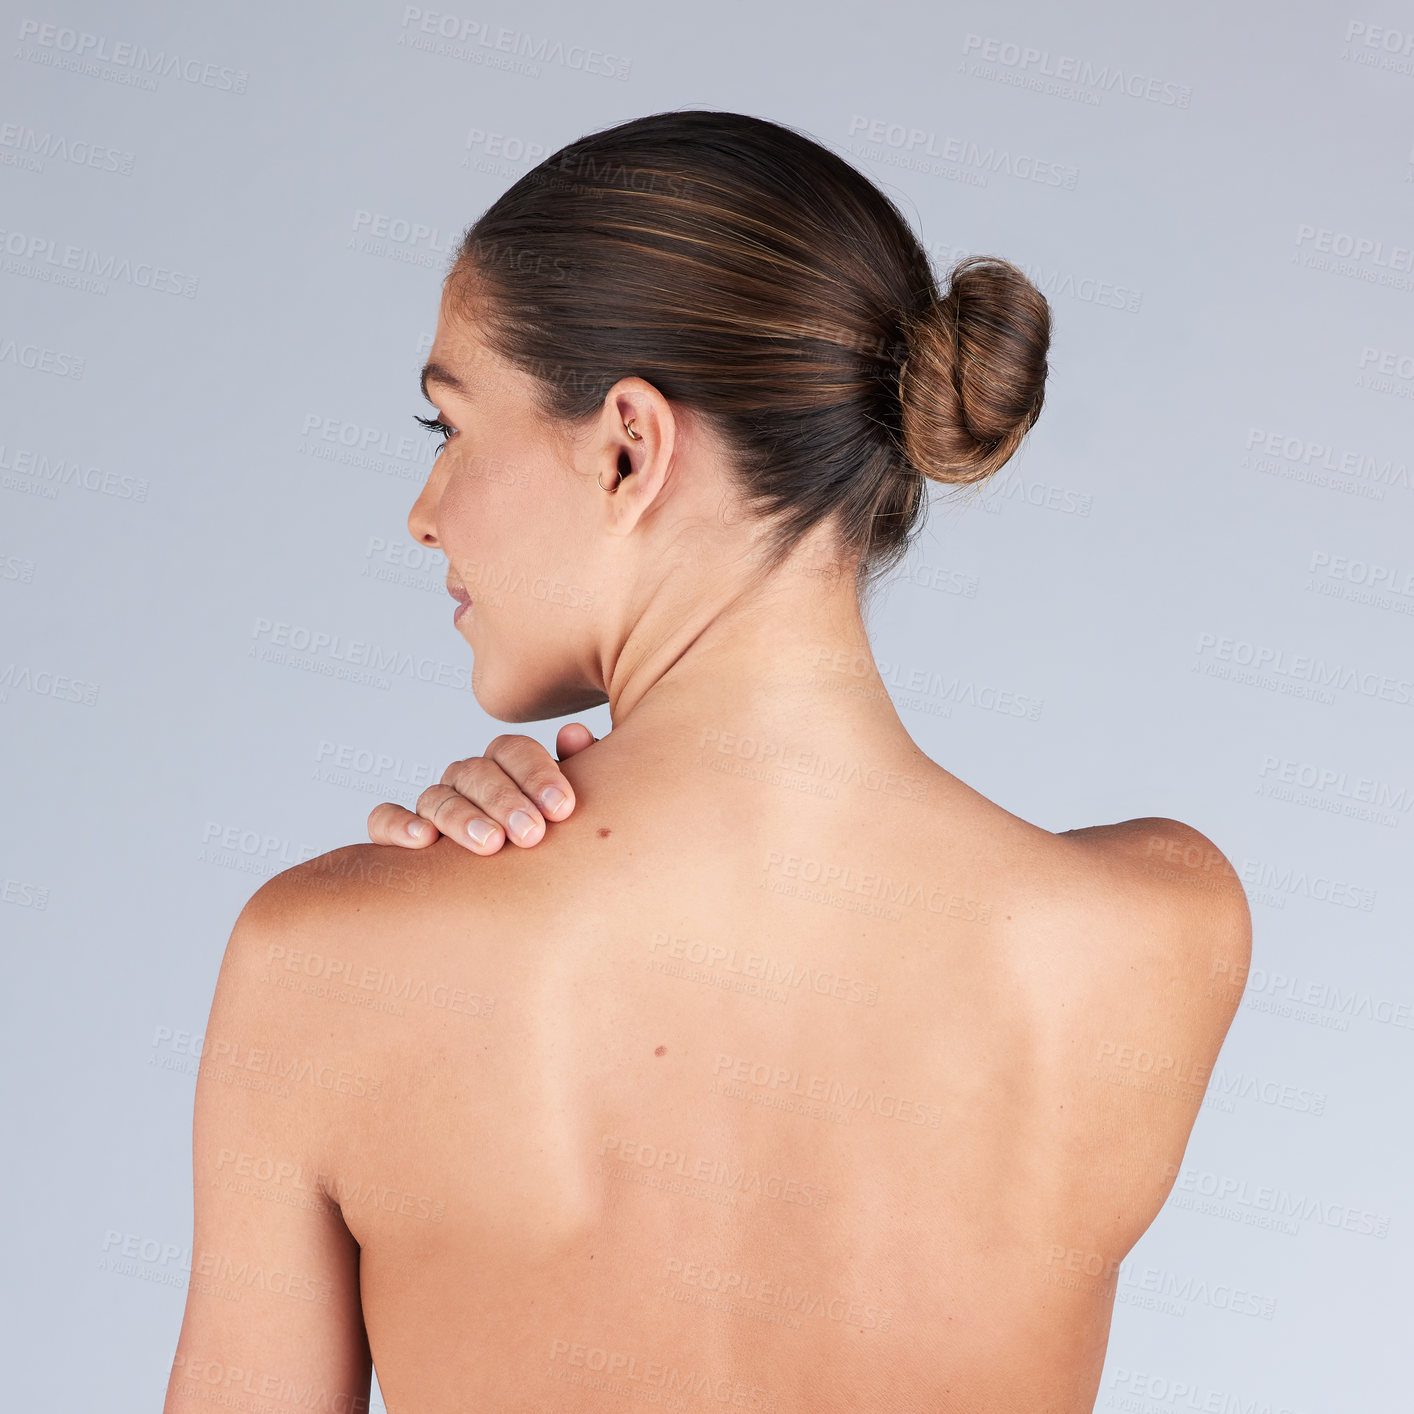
[597,827,611,838]
[654,1046,666,1057]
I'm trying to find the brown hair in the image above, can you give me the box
[447,109,1051,591]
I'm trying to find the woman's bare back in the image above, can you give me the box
[242,728,1248,1414]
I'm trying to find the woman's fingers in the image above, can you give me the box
[483,732,581,825]
[365,727,595,853]
[403,732,584,855]
[555,721,597,759]
[366,800,441,847]
[413,774,515,853]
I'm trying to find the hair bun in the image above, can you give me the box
[897,256,1051,485]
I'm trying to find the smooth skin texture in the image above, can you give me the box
[165,285,1253,1414]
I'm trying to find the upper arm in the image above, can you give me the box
[1108,816,1252,1025]
[163,873,372,1414]
[1051,816,1253,1249]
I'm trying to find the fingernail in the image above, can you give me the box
[540,786,567,813]
[467,819,496,846]
[408,820,428,840]
[507,808,537,841]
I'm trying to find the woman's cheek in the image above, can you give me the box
[437,454,485,549]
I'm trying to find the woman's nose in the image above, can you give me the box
[407,466,443,548]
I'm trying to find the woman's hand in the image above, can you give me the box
[366,722,596,853]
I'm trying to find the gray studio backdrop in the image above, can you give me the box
[3,1,1411,1408]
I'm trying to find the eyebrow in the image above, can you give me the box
[420,360,471,402]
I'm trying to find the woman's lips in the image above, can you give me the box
[448,583,472,624]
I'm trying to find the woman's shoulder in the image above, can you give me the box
[212,839,490,1021]
[1053,815,1251,947]
[1023,814,1253,1057]
[210,837,518,1085]
[225,826,600,993]
[981,816,1253,1258]
[240,830,543,916]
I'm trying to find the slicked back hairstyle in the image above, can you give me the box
[447,109,1051,593]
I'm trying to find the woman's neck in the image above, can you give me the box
[601,545,916,766]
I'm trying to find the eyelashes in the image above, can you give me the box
[414,413,456,453]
